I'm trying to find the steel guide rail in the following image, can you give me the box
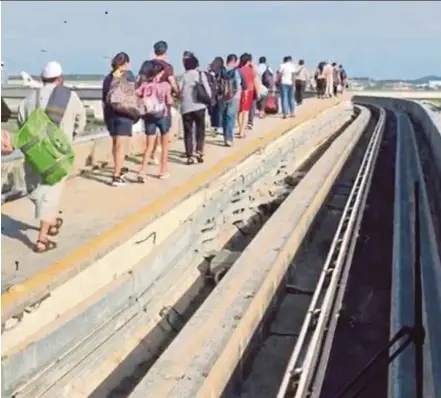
[2,106,354,398]
[126,106,371,398]
[276,106,386,398]
[389,112,441,398]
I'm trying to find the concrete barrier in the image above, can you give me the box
[352,95,441,176]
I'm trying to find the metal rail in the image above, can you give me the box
[277,105,386,398]
[389,111,441,398]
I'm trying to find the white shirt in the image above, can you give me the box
[323,63,333,77]
[278,62,296,85]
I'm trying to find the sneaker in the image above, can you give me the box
[111,176,125,187]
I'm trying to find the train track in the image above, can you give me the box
[2,101,440,398]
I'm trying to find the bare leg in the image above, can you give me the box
[139,135,157,180]
[238,111,249,138]
[112,136,129,177]
[159,133,170,177]
[149,133,160,164]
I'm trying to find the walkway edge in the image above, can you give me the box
[1,98,344,318]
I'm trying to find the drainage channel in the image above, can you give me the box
[3,104,357,398]
[125,105,374,398]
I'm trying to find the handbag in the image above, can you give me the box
[194,71,212,106]
[106,73,144,118]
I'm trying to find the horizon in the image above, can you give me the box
[2,1,441,79]
[5,72,441,83]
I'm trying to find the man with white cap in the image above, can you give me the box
[10,61,86,253]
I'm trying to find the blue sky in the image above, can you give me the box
[2,1,440,79]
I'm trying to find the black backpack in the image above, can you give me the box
[261,67,274,88]
[222,68,239,101]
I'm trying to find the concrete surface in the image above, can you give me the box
[127,107,371,398]
[1,108,182,199]
[1,96,344,317]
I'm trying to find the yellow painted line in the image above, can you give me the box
[1,98,343,313]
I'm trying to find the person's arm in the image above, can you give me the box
[166,65,179,96]
[253,70,261,97]
[291,65,296,84]
[71,92,87,136]
[165,84,173,106]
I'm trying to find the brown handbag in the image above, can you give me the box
[106,74,144,118]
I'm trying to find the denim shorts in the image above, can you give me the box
[106,116,133,137]
[144,114,170,136]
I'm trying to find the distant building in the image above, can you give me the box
[428,80,441,89]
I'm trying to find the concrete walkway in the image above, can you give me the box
[1,96,345,315]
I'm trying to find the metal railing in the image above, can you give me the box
[276,106,386,398]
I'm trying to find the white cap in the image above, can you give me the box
[41,61,62,79]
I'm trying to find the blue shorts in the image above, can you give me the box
[144,114,170,136]
[106,116,133,137]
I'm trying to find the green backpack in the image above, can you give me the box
[14,87,75,186]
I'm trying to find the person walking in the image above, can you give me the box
[277,56,296,118]
[222,53,246,146]
[102,52,136,186]
[6,61,86,252]
[294,59,309,105]
[179,54,212,164]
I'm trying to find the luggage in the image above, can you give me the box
[15,107,75,186]
[264,94,278,115]
[106,73,143,118]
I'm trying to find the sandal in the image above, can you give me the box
[48,217,63,237]
[187,157,195,165]
[196,154,204,164]
[137,173,147,183]
[34,239,57,253]
[158,173,170,180]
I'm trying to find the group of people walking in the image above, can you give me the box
[314,61,347,99]
[1,39,349,253]
[102,43,341,189]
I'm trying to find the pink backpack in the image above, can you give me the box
[136,82,167,117]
